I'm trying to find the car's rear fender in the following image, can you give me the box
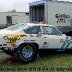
[16,41,39,50]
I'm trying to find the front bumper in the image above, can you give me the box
[1,47,16,56]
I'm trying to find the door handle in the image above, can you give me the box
[43,37,47,38]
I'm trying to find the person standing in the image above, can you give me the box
[39,17,45,24]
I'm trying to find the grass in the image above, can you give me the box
[0,50,72,72]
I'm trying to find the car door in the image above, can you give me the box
[41,26,69,49]
[24,25,43,41]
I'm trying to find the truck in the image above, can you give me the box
[29,0,72,35]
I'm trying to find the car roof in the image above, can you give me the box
[2,23,55,31]
[26,23,55,27]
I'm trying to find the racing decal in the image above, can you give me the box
[60,36,72,49]
[6,34,27,37]
[42,42,49,48]
[60,43,66,49]
[44,42,47,45]
[3,34,27,45]
[65,36,72,49]
[60,36,68,49]
[3,35,20,45]
[24,40,35,42]
[20,34,27,37]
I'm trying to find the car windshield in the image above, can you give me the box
[6,23,27,31]
[42,26,62,35]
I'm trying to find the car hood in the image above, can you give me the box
[0,29,13,35]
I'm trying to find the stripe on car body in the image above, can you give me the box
[65,36,72,49]
[61,36,68,50]
[65,37,71,49]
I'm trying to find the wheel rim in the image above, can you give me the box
[22,45,33,58]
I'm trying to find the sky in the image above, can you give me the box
[0,0,72,12]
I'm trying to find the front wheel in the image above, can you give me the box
[15,43,37,62]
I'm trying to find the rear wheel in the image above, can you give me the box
[14,43,37,62]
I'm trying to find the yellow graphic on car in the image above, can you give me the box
[3,34,27,45]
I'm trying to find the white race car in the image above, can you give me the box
[0,23,72,61]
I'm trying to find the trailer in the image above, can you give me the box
[0,12,29,28]
[29,0,72,35]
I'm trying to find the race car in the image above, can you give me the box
[0,23,72,62]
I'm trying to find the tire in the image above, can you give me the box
[14,43,37,62]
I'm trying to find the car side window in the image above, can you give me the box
[24,26,41,34]
[52,27,61,35]
[42,26,61,35]
[42,27,52,34]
